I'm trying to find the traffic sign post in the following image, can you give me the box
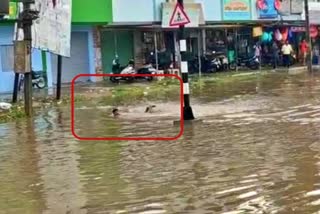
[169,2,190,27]
[171,0,195,121]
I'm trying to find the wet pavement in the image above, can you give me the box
[1,71,320,213]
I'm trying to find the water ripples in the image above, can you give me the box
[1,72,320,213]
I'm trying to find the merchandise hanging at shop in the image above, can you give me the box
[223,0,251,20]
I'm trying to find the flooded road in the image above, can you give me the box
[1,72,320,213]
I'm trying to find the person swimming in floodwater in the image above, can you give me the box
[112,108,120,117]
[145,105,156,113]
[112,105,157,118]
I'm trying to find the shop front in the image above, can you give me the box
[101,29,134,74]
[100,26,202,74]
[304,2,320,65]
[100,0,205,74]
[101,27,174,74]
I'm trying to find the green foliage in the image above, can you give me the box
[0,105,26,123]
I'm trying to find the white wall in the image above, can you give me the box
[112,0,155,22]
[201,0,222,21]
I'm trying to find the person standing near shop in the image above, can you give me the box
[281,40,293,68]
[272,40,280,69]
[254,42,262,58]
[313,43,320,65]
[299,39,309,66]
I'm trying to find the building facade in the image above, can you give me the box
[0,0,113,93]
[100,0,314,74]
[1,0,320,93]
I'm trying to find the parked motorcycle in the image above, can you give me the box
[216,54,229,71]
[136,63,156,81]
[110,59,155,83]
[19,70,46,91]
[229,55,260,70]
[211,57,222,72]
[110,59,135,83]
[188,54,221,73]
[188,56,200,74]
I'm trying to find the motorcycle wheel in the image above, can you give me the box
[250,63,259,70]
[126,77,135,83]
[146,76,153,82]
[35,77,46,89]
[229,62,237,70]
[110,76,119,83]
[210,67,217,73]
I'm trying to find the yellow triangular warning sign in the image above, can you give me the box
[169,3,190,27]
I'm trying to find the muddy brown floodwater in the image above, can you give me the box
[1,72,320,214]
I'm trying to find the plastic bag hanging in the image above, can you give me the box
[281,28,288,41]
[310,26,318,38]
[268,32,273,42]
[261,32,269,42]
[288,27,293,39]
[275,29,282,41]
[288,28,294,42]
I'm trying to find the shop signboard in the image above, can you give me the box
[31,0,72,57]
[222,0,251,20]
[291,0,303,14]
[304,2,320,25]
[291,27,305,32]
[285,26,319,38]
[257,0,278,19]
[277,0,290,15]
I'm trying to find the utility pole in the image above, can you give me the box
[20,0,39,116]
[178,0,195,121]
[304,0,312,73]
[12,73,19,103]
[56,55,62,100]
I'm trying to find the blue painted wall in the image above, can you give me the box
[200,0,222,21]
[0,26,43,93]
[113,0,305,23]
[48,25,96,85]
[71,25,96,82]
[0,26,15,93]
[0,25,95,93]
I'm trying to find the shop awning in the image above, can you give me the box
[104,22,157,27]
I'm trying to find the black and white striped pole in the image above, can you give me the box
[178,0,195,121]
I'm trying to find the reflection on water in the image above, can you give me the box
[1,72,320,213]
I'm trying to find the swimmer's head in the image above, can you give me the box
[145,105,156,113]
[112,108,120,117]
